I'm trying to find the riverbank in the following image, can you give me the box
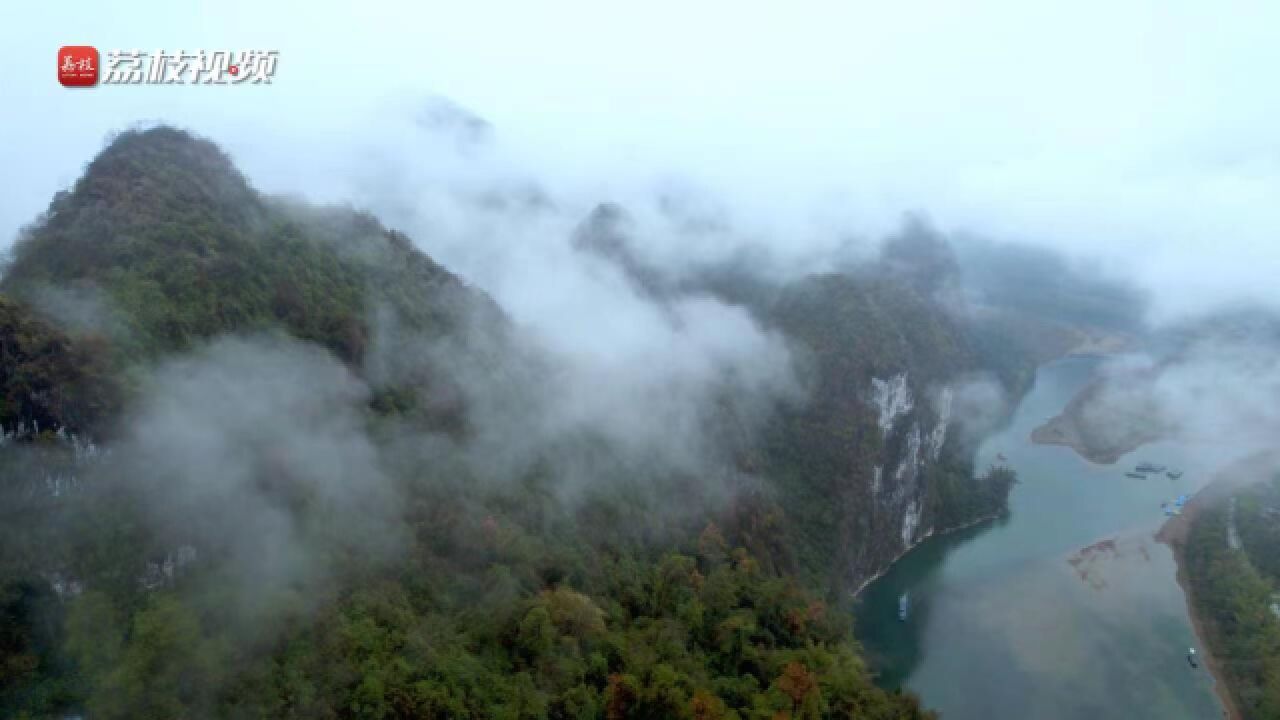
[851,509,1005,598]
[1156,452,1278,720]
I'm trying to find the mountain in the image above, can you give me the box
[753,268,1015,591]
[0,127,962,719]
[2,126,506,436]
[571,202,672,303]
[953,236,1147,335]
[5,125,502,354]
[572,211,1029,591]
[738,260,1022,590]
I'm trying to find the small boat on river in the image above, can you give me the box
[898,593,909,621]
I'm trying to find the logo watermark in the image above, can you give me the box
[59,47,279,86]
[58,46,99,86]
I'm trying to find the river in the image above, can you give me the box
[855,354,1241,719]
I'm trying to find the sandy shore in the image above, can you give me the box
[1030,361,1166,465]
[1029,375,1162,464]
[1156,452,1278,720]
[1065,328,1135,357]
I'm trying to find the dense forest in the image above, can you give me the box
[0,126,1047,718]
[1182,476,1280,718]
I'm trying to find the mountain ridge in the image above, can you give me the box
[0,124,1046,719]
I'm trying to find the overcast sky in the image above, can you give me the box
[3,0,1279,322]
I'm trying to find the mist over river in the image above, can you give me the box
[856,355,1242,719]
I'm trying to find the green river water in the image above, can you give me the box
[855,355,1240,719]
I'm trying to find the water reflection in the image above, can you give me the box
[856,517,1008,688]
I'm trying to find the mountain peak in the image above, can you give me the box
[7,125,265,290]
[3,125,500,375]
[71,125,260,228]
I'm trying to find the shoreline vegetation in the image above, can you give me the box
[1157,452,1280,720]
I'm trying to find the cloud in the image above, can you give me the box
[4,1,1280,325]
[111,335,406,620]
[949,373,1010,448]
[361,216,804,502]
[1065,313,1280,464]
[1149,334,1280,450]
[6,2,1280,550]
[23,282,126,339]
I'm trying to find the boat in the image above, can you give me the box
[1135,462,1166,473]
[1167,470,1183,479]
[898,592,909,621]
[1125,472,1145,479]
[1187,647,1198,668]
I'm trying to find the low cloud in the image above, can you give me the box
[948,373,1010,448]
[111,335,406,621]
[1070,317,1280,462]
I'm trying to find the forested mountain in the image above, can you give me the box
[2,126,504,437]
[953,237,1147,335]
[0,296,118,437]
[0,126,1047,718]
[751,269,1015,591]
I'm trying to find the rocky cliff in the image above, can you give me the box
[751,268,1017,593]
[573,209,1027,593]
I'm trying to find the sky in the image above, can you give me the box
[3,0,1279,323]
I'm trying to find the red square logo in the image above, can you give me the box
[58,46,99,87]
